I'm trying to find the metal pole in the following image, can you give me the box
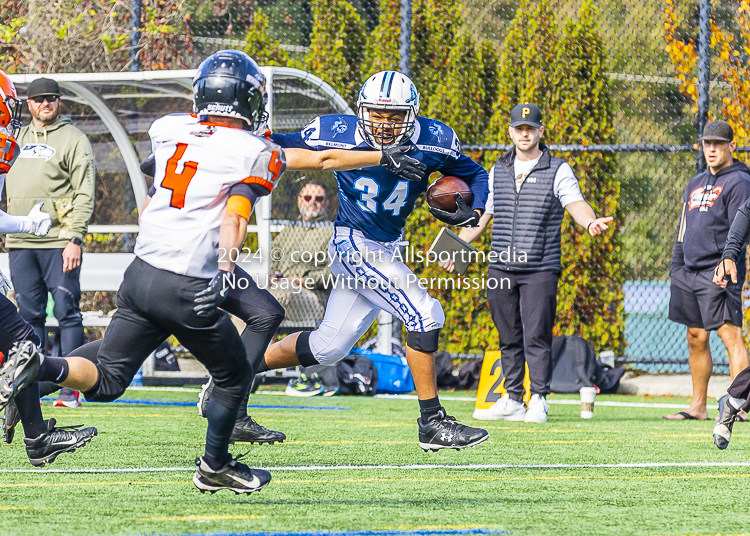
[399,0,412,76]
[697,0,711,172]
[129,0,142,72]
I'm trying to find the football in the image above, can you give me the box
[426,175,473,212]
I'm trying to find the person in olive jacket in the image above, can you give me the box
[5,78,94,408]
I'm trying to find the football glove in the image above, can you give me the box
[23,200,52,236]
[380,144,428,182]
[429,193,480,227]
[194,270,232,317]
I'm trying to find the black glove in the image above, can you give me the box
[380,144,428,182]
[194,270,231,316]
[429,193,481,227]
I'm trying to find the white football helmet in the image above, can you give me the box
[356,71,420,149]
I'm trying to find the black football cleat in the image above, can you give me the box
[230,415,286,445]
[0,341,42,413]
[2,398,19,444]
[714,394,746,450]
[193,455,272,494]
[24,418,98,467]
[418,408,489,452]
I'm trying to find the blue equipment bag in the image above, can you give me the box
[354,348,415,394]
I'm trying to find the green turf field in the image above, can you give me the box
[2,388,750,536]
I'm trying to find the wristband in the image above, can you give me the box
[587,221,595,233]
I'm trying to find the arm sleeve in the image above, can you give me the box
[438,153,490,212]
[147,184,156,197]
[671,201,687,272]
[723,195,750,262]
[485,166,495,213]
[0,210,28,234]
[64,134,96,240]
[554,163,585,207]
[227,182,259,206]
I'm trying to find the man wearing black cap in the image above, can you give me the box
[664,120,750,421]
[4,77,95,409]
[442,103,612,423]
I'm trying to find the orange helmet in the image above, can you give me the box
[0,71,21,137]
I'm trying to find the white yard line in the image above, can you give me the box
[124,388,717,409]
[4,461,750,474]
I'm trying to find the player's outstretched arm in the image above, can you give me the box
[0,200,51,236]
[565,200,613,236]
[284,146,427,181]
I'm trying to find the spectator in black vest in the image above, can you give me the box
[441,103,612,424]
[665,120,750,421]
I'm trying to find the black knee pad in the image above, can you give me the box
[68,340,102,362]
[406,329,441,353]
[296,331,320,367]
[84,371,127,403]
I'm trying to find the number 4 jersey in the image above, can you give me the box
[136,113,285,278]
[271,114,489,242]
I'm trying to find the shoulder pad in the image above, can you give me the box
[244,138,285,196]
[415,117,460,159]
[302,115,359,149]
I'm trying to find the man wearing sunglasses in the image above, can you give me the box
[4,78,95,410]
[270,180,333,318]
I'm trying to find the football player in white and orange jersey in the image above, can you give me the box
[0,70,98,467]
[0,52,427,487]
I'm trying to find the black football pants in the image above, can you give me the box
[487,267,559,401]
[82,257,250,408]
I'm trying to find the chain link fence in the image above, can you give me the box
[5,0,750,372]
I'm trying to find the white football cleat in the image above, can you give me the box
[472,393,526,421]
[524,394,549,423]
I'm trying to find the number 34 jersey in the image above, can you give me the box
[271,114,489,243]
[136,113,285,278]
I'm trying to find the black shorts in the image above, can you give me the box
[668,267,743,330]
[83,257,249,405]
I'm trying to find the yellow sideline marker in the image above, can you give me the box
[475,351,531,410]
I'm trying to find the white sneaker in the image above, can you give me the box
[524,394,549,423]
[473,393,527,421]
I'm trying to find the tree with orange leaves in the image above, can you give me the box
[665,0,750,145]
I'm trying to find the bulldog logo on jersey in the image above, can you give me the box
[18,143,56,161]
[688,185,724,211]
[331,118,348,138]
[428,122,444,140]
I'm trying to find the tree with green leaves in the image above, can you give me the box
[304,0,367,107]
[485,0,559,146]
[549,0,624,353]
[423,33,486,144]
[366,0,400,73]
[243,8,291,67]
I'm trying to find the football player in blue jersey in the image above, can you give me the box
[260,71,491,451]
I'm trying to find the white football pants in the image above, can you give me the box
[308,227,445,365]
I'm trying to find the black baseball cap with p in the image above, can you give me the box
[26,78,61,101]
[510,103,543,129]
[700,120,734,143]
